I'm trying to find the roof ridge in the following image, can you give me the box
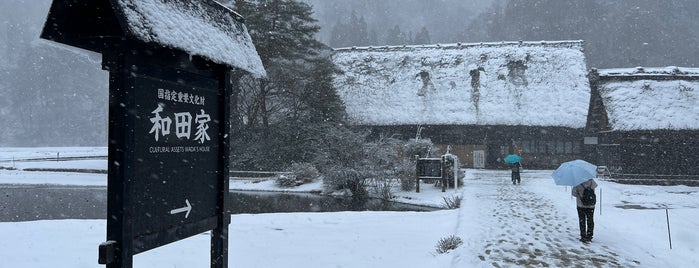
[593,66,699,77]
[332,40,584,52]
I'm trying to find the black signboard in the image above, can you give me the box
[415,157,444,193]
[129,72,221,249]
[417,158,443,178]
[39,1,259,267]
[102,49,231,268]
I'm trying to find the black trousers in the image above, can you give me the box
[577,207,595,239]
[511,172,520,183]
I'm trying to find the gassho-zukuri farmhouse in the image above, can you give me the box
[331,40,699,181]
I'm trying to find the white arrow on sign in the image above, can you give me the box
[170,199,192,218]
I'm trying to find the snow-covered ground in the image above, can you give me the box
[1,148,698,267]
[0,147,107,162]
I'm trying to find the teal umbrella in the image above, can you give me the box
[503,154,522,164]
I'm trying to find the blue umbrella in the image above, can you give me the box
[551,159,598,186]
[503,154,522,164]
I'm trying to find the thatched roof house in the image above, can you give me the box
[332,40,590,168]
[587,67,699,182]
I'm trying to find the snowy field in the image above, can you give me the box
[1,147,698,267]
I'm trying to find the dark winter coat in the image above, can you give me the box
[511,162,521,173]
[572,179,598,208]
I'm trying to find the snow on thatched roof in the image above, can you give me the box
[598,66,699,77]
[115,0,266,77]
[593,67,699,131]
[331,40,589,128]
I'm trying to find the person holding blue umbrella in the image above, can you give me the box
[572,178,598,243]
[552,159,599,243]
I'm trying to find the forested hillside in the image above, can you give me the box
[307,0,699,68]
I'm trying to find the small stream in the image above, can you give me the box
[229,190,433,214]
[0,186,433,222]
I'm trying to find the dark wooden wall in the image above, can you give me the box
[359,124,585,169]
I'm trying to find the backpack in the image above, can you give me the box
[581,185,596,206]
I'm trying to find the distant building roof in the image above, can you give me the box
[591,67,699,131]
[331,40,590,128]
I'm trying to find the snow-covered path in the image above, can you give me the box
[453,170,642,267]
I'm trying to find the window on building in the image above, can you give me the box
[573,142,581,154]
[561,142,566,154]
[539,141,547,154]
[547,141,556,154]
[522,141,531,153]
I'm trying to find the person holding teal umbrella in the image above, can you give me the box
[503,154,521,164]
[504,154,522,184]
[511,161,521,184]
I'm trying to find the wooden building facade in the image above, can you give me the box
[362,124,583,169]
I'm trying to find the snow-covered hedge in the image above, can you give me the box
[275,162,320,188]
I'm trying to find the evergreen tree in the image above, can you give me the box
[235,0,325,67]
[352,12,371,46]
[330,19,350,48]
[413,26,431,45]
[385,25,409,45]
[233,0,326,130]
[368,29,379,46]
[301,57,346,123]
[229,0,352,171]
[329,10,371,48]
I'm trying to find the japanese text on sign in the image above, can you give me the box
[148,104,211,143]
[147,86,214,145]
[157,88,206,106]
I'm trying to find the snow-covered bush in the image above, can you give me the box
[363,137,402,170]
[370,178,395,200]
[441,195,463,209]
[275,162,320,188]
[395,158,416,191]
[289,162,320,183]
[322,166,368,199]
[232,121,362,173]
[435,235,463,254]
[274,174,301,187]
[312,126,366,174]
[403,138,434,158]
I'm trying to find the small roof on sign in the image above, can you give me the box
[41,0,266,77]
